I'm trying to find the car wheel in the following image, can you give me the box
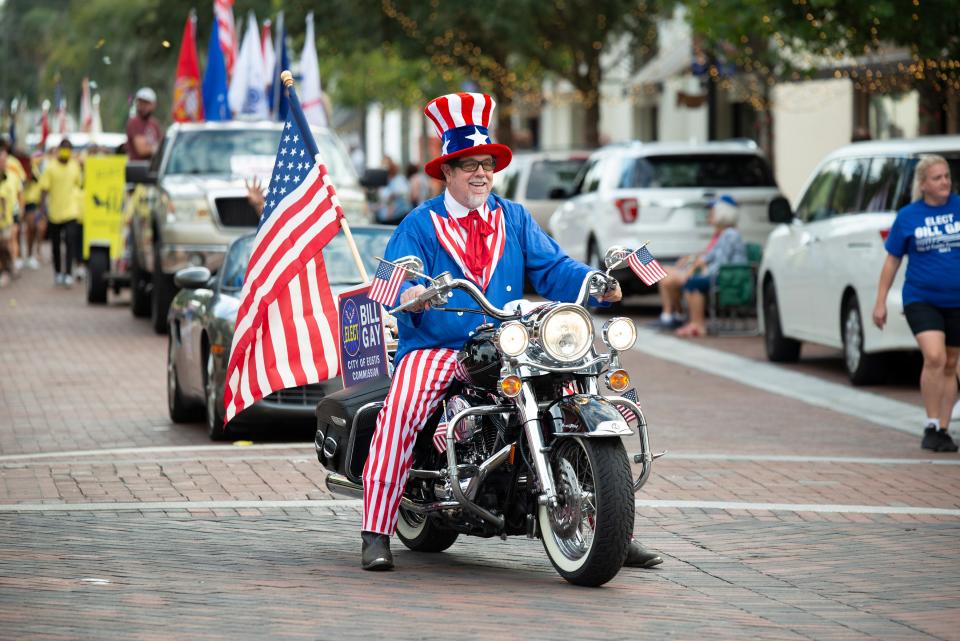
[763,281,801,362]
[151,268,174,335]
[86,247,109,304]
[167,335,201,423]
[130,260,151,318]
[205,350,231,441]
[842,294,886,385]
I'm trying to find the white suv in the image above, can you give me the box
[548,141,781,287]
[758,136,960,384]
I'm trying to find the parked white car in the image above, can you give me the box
[758,136,960,384]
[494,150,590,233]
[548,141,780,292]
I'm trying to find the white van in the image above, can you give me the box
[758,136,960,384]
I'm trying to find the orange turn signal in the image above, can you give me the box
[607,369,630,392]
[210,344,225,355]
[499,375,522,398]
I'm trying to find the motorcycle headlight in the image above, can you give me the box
[495,321,529,357]
[539,305,593,363]
[603,317,636,351]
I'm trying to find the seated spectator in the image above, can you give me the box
[667,195,746,337]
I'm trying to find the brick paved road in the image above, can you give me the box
[1,263,959,640]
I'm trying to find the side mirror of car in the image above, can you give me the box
[126,161,157,185]
[602,246,631,271]
[392,256,424,280]
[548,187,568,200]
[174,266,213,290]
[768,196,794,224]
[359,168,389,189]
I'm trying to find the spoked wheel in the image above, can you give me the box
[538,437,633,587]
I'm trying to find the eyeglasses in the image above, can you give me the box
[451,158,496,172]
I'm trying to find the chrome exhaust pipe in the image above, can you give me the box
[324,472,460,514]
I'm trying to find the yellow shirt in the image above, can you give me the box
[0,172,23,229]
[39,159,83,223]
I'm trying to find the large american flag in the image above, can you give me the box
[214,0,237,78]
[223,116,342,424]
[627,245,667,286]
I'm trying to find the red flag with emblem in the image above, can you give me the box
[172,13,203,123]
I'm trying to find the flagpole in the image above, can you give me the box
[280,70,369,283]
[271,11,284,120]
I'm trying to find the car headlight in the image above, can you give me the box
[603,317,636,351]
[164,194,210,222]
[495,321,529,357]
[539,304,593,362]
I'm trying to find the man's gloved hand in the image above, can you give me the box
[596,281,622,303]
[399,284,431,312]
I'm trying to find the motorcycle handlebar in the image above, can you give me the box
[390,276,516,320]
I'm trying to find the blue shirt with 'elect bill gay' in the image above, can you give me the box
[884,193,960,308]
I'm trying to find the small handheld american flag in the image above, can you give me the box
[617,388,640,424]
[368,260,406,307]
[627,245,667,286]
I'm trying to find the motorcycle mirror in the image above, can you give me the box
[392,256,424,280]
[602,246,632,271]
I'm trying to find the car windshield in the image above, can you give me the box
[620,154,776,188]
[164,128,357,186]
[525,158,588,199]
[220,228,392,292]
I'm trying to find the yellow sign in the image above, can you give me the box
[82,155,127,260]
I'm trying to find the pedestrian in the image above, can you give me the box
[374,156,410,224]
[38,139,83,287]
[656,195,746,336]
[126,87,162,161]
[359,91,661,572]
[406,162,430,209]
[873,155,960,452]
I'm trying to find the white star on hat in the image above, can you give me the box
[441,139,450,155]
[466,127,489,147]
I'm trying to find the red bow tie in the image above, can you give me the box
[457,210,494,277]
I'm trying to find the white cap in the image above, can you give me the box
[135,87,156,103]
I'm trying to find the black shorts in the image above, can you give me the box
[903,302,960,346]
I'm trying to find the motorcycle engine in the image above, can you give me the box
[433,394,502,501]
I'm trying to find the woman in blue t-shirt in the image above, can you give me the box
[873,155,960,452]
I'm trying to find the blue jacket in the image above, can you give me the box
[384,192,593,364]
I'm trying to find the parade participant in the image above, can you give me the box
[873,155,960,452]
[126,87,162,161]
[0,140,24,286]
[38,139,83,287]
[22,153,46,270]
[359,92,661,571]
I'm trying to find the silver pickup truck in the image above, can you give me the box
[126,120,368,333]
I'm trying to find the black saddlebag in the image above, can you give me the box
[315,378,391,483]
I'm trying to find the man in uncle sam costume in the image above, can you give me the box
[359,91,662,571]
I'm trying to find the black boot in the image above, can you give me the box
[361,531,394,571]
[624,539,662,568]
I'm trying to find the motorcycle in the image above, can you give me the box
[315,247,656,586]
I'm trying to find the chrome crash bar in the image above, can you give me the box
[605,394,656,492]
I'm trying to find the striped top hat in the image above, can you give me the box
[423,92,512,180]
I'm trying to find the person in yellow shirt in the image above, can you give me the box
[22,153,45,270]
[0,140,24,287]
[1,141,26,271]
[38,139,83,287]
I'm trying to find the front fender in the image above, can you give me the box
[550,394,632,437]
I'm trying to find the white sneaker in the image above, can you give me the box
[75,265,86,281]
[0,273,9,288]
[27,256,40,270]
[14,258,23,271]
[54,273,64,287]
[63,274,74,288]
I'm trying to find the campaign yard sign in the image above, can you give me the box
[338,284,389,389]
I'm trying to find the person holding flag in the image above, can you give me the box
[125,87,162,161]
[359,91,661,572]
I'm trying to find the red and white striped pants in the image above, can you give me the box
[362,348,463,535]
